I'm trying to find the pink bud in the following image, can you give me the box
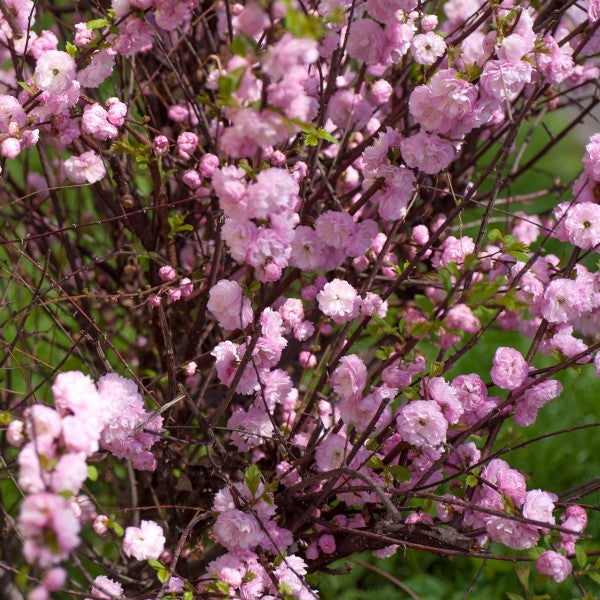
[199,153,219,177]
[1,137,21,159]
[158,265,177,282]
[6,420,24,447]
[153,135,169,155]
[43,567,66,591]
[93,515,109,536]
[182,170,203,189]
[299,351,317,368]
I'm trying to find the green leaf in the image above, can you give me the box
[157,568,170,583]
[231,36,247,57]
[403,386,420,401]
[183,591,193,600]
[576,545,588,569]
[245,464,261,497]
[87,18,110,29]
[87,465,99,481]
[586,571,600,585]
[388,465,410,483]
[413,294,435,316]
[217,66,246,102]
[0,410,12,425]
[148,559,165,570]
[429,361,444,377]
[527,547,544,559]
[216,581,230,595]
[506,595,525,600]
[65,41,77,57]
[17,81,33,94]
[465,475,478,487]
[439,268,453,293]
[488,229,503,243]
[367,456,384,470]
[515,565,530,593]
[109,520,124,537]
[284,5,325,41]
[374,345,395,361]
[167,212,194,237]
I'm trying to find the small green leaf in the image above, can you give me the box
[429,361,444,377]
[245,464,261,497]
[109,520,124,537]
[576,545,588,569]
[367,456,384,470]
[183,591,193,600]
[413,294,435,316]
[216,581,230,595]
[586,571,600,586]
[17,81,33,94]
[466,475,478,487]
[388,465,410,483]
[148,559,165,570]
[403,387,420,401]
[87,465,99,481]
[439,268,453,293]
[231,36,247,57]
[87,18,110,29]
[157,568,170,583]
[505,594,525,600]
[515,565,530,593]
[65,42,77,57]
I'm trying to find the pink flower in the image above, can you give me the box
[82,103,118,140]
[490,347,529,391]
[106,97,127,126]
[290,226,328,270]
[315,434,348,472]
[445,303,480,334]
[50,452,88,494]
[200,153,220,177]
[409,69,478,136]
[401,131,454,174]
[35,50,76,94]
[396,400,448,448]
[177,131,198,157]
[426,377,463,424]
[514,380,562,427]
[536,551,572,582]
[64,151,106,184]
[314,210,355,250]
[207,279,253,330]
[245,168,299,219]
[540,278,582,324]
[347,19,385,65]
[123,520,165,560]
[522,489,556,526]
[74,22,94,47]
[7,419,24,447]
[77,49,116,88]
[43,567,67,591]
[480,59,532,102]
[213,509,264,551]
[19,492,81,566]
[318,534,336,554]
[90,575,124,599]
[411,32,446,66]
[564,202,600,249]
[317,279,361,324]
[329,355,367,401]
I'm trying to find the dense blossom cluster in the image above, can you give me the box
[1,0,599,598]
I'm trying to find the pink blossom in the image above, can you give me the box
[19,492,81,566]
[318,534,336,554]
[401,131,455,174]
[427,377,463,424]
[480,59,532,102]
[329,355,367,401]
[177,131,198,157]
[207,279,253,330]
[317,279,360,324]
[123,520,165,560]
[90,575,123,599]
[82,103,118,140]
[396,400,448,448]
[77,49,116,88]
[347,19,385,65]
[564,202,600,249]
[315,434,347,472]
[74,22,94,47]
[445,303,480,334]
[536,551,572,582]
[35,51,76,94]
[490,347,529,391]
[411,32,446,66]
[64,151,106,184]
[213,509,264,550]
[7,419,24,447]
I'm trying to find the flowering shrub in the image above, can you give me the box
[0,0,599,598]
